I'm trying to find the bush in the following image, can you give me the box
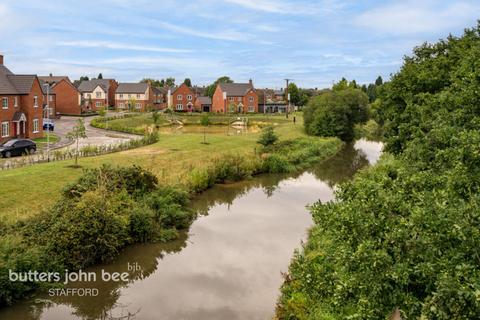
[257,126,278,147]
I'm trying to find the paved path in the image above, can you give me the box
[0,115,140,169]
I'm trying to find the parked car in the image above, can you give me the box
[0,139,37,158]
[43,119,55,131]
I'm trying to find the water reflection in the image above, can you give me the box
[0,140,382,320]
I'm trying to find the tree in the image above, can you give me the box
[257,126,278,147]
[165,77,175,87]
[183,78,192,87]
[205,76,233,98]
[67,119,87,167]
[304,88,369,141]
[141,78,163,87]
[128,97,137,111]
[200,114,210,144]
[152,110,161,129]
[79,76,89,82]
[375,75,383,86]
[332,77,349,91]
[287,83,309,107]
[97,73,103,79]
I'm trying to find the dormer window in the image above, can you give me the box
[187,95,192,101]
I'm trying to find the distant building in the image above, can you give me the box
[0,55,45,143]
[77,79,118,112]
[170,83,197,112]
[38,76,80,115]
[115,83,153,111]
[212,80,258,113]
[194,96,212,112]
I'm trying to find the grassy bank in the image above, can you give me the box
[0,125,342,306]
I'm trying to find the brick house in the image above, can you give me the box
[78,79,118,112]
[115,83,153,111]
[194,96,212,112]
[212,80,258,113]
[38,76,80,116]
[39,80,56,117]
[0,55,44,144]
[152,86,167,110]
[171,83,197,112]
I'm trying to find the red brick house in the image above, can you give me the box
[0,55,44,143]
[78,79,118,112]
[171,83,197,112]
[38,76,80,116]
[115,83,153,111]
[152,86,167,110]
[212,80,258,113]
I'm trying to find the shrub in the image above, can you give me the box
[257,126,278,147]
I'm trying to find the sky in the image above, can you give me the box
[0,0,478,88]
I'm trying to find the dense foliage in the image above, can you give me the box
[278,23,480,319]
[0,165,194,306]
[303,87,369,141]
[257,126,278,147]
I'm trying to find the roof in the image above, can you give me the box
[12,111,26,122]
[152,86,167,95]
[116,82,149,94]
[218,83,254,96]
[38,76,69,84]
[77,79,112,93]
[196,96,212,105]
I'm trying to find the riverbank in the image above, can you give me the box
[0,124,342,307]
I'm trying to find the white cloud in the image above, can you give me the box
[56,40,192,53]
[224,0,343,15]
[354,1,480,35]
[157,21,249,41]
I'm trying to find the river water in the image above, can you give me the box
[0,140,382,320]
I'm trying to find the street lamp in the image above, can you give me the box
[43,83,50,161]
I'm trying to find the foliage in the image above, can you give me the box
[278,22,480,319]
[183,78,192,87]
[304,88,369,141]
[287,83,309,107]
[200,114,210,143]
[257,126,278,147]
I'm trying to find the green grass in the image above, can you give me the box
[0,114,329,224]
[32,134,60,148]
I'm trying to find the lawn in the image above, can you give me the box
[0,113,318,224]
[32,133,60,149]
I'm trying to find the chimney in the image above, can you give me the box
[0,55,3,66]
[249,79,253,86]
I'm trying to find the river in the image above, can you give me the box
[0,139,383,320]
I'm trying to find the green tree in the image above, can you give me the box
[128,97,137,111]
[79,76,89,82]
[67,119,87,167]
[97,73,103,79]
[304,88,369,141]
[200,114,210,144]
[257,126,278,147]
[165,77,175,87]
[183,78,192,87]
[152,110,161,129]
[375,75,383,86]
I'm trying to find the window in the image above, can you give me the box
[249,96,254,102]
[96,102,102,108]
[119,94,124,99]
[176,104,183,110]
[128,94,131,99]
[49,95,53,102]
[135,103,141,109]
[187,95,192,101]
[33,96,38,107]
[136,94,141,99]
[1,122,9,137]
[14,97,18,107]
[228,97,234,101]
[119,102,125,108]
[2,97,7,109]
[33,119,39,133]
[87,94,91,99]
[177,94,183,100]
[238,97,242,102]
[248,106,255,113]
[96,92,101,98]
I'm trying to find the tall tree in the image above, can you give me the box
[375,75,383,86]
[79,76,89,82]
[183,78,192,87]
[205,76,233,98]
[97,73,103,79]
[67,119,87,167]
[165,78,175,87]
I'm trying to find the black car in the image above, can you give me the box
[0,139,37,158]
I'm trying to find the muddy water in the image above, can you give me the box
[0,140,382,320]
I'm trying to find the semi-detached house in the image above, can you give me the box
[77,79,118,112]
[115,83,153,111]
[212,80,258,113]
[0,55,44,144]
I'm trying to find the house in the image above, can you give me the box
[0,55,44,143]
[38,76,80,116]
[170,83,197,112]
[115,82,153,111]
[194,96,212,112]
[77,79,118,112]
[212,80,258,113]
[152,86,168,110]
[39,80,56,118]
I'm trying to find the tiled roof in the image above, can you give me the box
[38,76,69,84]
[0,64,38,95]
[116,82,148,94]
[219,83,254,96]
[196,96,212,105]
[77,79,112,93]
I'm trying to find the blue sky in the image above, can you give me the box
[0,0,478,88]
